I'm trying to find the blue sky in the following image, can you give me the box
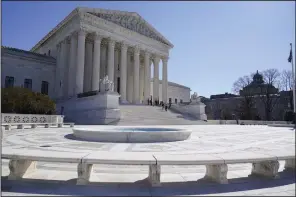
[2,1,295,97]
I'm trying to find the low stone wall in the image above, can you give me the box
[56,92,120,125]
[170,103,207,121]
[1,113,64,124]
[207,119,290,125]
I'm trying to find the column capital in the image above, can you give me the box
[60,39,67,45]
[77,27,88,37]
[93,32,103,42]
[108,38,116,48]
[70,30,77,37]
[162,56,169,63]
[56,42,61,49]
[120,41,129,51]
[153,55,161,64]
[133,45,141,55]
[144,50,151,57]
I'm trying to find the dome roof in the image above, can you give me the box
[252,70,264,84]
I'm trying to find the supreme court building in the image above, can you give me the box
[2,7,191,104]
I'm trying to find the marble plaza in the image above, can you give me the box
[2,125,295,196]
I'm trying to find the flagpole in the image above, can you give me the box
[291,43,296,113]
[290,43,296,128]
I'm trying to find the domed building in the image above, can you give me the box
[239,70,279,96]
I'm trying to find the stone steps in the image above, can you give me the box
[116,105,207,125]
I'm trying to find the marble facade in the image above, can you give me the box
[31,7,174,104]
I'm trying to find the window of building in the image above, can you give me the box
[180,99,183,103]
[175,98,177,104]
[5,76,14,88]
[41,81,49,95]
[24,78,32,90]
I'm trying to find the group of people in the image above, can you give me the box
[147,98,172,111]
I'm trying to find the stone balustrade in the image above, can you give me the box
[2,147,295,187]
[1,113,64,124]
[206,119,290,125]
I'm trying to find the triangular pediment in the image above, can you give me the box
[79,7,173,47]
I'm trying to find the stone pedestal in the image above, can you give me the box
[56,92,120,125]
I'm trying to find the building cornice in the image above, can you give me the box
[2,46,56,64]
[150,79,190,90]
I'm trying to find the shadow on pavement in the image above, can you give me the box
[1,170,295,196]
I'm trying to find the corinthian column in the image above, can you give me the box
[153,56,160,102]
[75,29,87,94]
[54,43,61,98]
[144,51,150,103]
[92,33,102,91]
[58,40,67,98]
[120,42,128,103]
[83,41,93,92]
[68,33,77,97]
[107,38,115,83]
[162,57,168,103]
[133,46,140,104]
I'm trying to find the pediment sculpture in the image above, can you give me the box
[88,12,169,46]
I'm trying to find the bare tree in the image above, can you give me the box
[279,69,294,111]
[236,93,258,120]
[262,68,281,86]
[232,75,252,94]
[212,102,223,120]
[280,69,293,91]
[260,69,281,120]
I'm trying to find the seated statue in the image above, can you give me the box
[191,92,200,102]
[99,75,114,92]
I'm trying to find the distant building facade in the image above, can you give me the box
[203,71,292,121]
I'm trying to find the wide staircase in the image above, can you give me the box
[115,104,208,125]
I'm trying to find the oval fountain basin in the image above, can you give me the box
[72,126,192,143]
